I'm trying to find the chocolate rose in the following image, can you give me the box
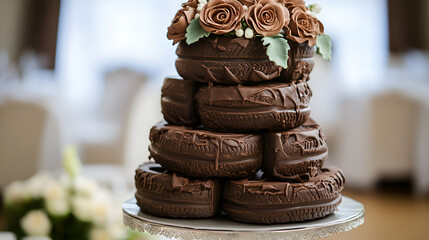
[182,0,198,8]
[167,6,196,45]
[245,0,290,37]
[199,0,245,34]
[277,0,306,10]
[285,7,324,46]
[239,0,257,7]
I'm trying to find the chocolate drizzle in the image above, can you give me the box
[226,167,344,202]
[230,37,250,48]
[202,81,310,109]
[136,164,217,194]
[172,173,189,189]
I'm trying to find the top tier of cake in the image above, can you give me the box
[166,0,331,85]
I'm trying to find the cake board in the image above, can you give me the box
[122,196,364,240]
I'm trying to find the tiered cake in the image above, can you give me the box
[134,0,345,224]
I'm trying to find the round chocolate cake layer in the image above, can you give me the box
[223,168,345,224]
[176,36,314,85]
[161,77,199,126]
[263,118,328,182]
[149,121,263,178]
[135,163,221,218]
[196,81,311,132]
[278,42,316,82]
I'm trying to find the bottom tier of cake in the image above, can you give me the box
[134,163,345,224]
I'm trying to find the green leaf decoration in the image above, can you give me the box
[185,18,210,45]
[316,34,332,60]
[224,31,236,37]
[261,34,290,69]
[241,19,249,28]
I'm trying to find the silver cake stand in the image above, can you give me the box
[123,196,364,240]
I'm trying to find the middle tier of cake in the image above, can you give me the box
[149,120,327,181]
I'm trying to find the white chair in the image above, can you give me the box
[334,91,429,194]
[0,100,48,188]
[77,69,147,196]
[80,68,147,166]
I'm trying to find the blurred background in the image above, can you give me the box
[0,0,428,239]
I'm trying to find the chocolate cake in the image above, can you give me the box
[135,0,342,224]
[176,37,316,85]
[161,77,200,126]
[135,163,222,218]
[149,121,262,178]
[196,81,312,132]
[263,118,328,182]
[223,168,345,224]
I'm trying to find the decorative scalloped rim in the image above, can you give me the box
[123,199,364,240]
[124,214,364,240]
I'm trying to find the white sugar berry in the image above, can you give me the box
[244,28,254,39]
[236,29,244,37]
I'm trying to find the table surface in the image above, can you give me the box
[122,196,364,240]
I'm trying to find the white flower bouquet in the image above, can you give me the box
[2,146,149,240]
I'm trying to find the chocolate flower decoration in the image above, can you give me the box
[285,7,324,46]
[199,0,245,34]
[167,6,196,45]
[182,0,198,8]
[245,0,290,37]
[277,0,306,10]
[238,0,258,7]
